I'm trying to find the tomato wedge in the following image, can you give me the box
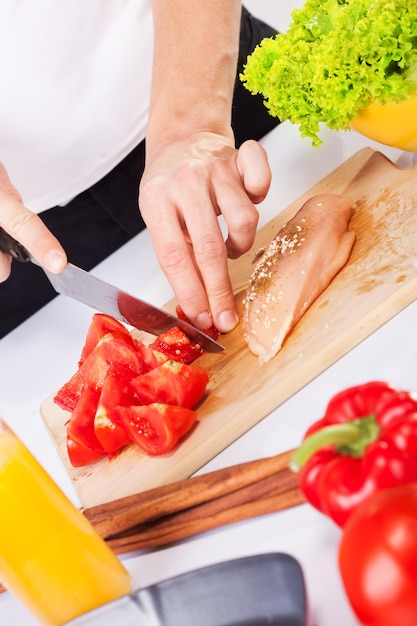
[129,360,208,409]
[54,314,211,467]
[65,386,106,466]
[149,327,204,364]
[134,339,167,371]
[78,313,135,366]
[54,333,144,412]
[94,368,134,455]
[67,436,107,468]
[114,403,197,455]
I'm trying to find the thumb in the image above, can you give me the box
[236,140,272,205]
[0,165,67,274]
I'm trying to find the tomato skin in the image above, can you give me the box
[66,387,104,453]
[78,313,136,366]
[94,368,134,455]
[54,333,144,412]
[94,410,132,457]
[134,340,166,371]
[114,403,197,456]
[67,436,107,467]
[65,386,107,467]
[339,484,417,626]
[149,327,204,364]
[129,360,209,409]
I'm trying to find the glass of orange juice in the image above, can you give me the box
[0,418,132,625]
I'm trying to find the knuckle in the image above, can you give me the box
[6,210,38,237]
[231,206,259,233]
[195,232,225,263]
[159,245,188,276]
[175,161,207,193]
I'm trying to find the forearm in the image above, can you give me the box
[148,0,242,153]
[140,1,271,335]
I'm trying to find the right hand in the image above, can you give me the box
[0,163,67,282]
[140,136,271,334]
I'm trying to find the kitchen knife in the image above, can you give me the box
[0,227,224,352]
[64,553,308,626]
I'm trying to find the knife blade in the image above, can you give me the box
[0,227,224,352]
[64,554,307,626]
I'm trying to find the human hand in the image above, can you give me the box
[139,134,271,334]
[0,163,67,282]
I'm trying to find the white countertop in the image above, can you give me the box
[1,2,417,625]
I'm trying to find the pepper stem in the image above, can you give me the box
[290,415,380,472]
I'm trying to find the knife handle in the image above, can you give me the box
[0,227,30,263]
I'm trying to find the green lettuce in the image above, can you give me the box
[241,0,417,145]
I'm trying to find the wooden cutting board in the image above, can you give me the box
[41,148,417,508]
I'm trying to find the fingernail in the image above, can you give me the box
[45,250,66,273]
[217,310,239,333]
[196,311,213,329]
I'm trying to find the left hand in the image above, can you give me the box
[139,132,271,333]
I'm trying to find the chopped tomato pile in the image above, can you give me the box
[54,313,211,467]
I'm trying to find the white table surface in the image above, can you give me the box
[1,2,417,624]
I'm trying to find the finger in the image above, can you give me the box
[236,140,272,204]
[141,179,213,327]
[187,217,238,332]
[141,173,238,333]
[0,189,67,274]
[174,174,239,332]
[211,155,259,260]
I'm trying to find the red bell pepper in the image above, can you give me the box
[290,381,417,527]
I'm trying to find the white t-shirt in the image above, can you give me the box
[0,0,154,212]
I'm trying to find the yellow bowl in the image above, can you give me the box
[350,92,417,152]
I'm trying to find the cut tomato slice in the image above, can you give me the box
[149,326,204,364]
[54,333,145,412]
[66,386,106,467]
[114,403,197,456]
[67,435,107,467]
[130,360,209,409]
[134,339,167,371]
[78,313,135,366]
[94,368,134,455]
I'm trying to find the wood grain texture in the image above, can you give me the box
[41,148,417,508]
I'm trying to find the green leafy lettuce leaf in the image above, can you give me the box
[241,0,417,145]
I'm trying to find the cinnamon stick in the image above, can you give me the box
[84,448,304,553]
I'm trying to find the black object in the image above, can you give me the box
[65,553,308,626]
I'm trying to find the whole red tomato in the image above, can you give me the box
[339,484,417,626]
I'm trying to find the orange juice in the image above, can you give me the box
[0,420,132,625]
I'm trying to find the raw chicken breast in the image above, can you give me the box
[243,194,355,363]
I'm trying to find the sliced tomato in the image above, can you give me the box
[67,435,107,467]
[130,360,209,409]
[54,333,145,412]
[176,305,220,341]
[134,339,167,371]
[78,313,135,366]
[114,403,197,455]
[94,368,134,455]
[149,326,204,364]
[66,386,106,467]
